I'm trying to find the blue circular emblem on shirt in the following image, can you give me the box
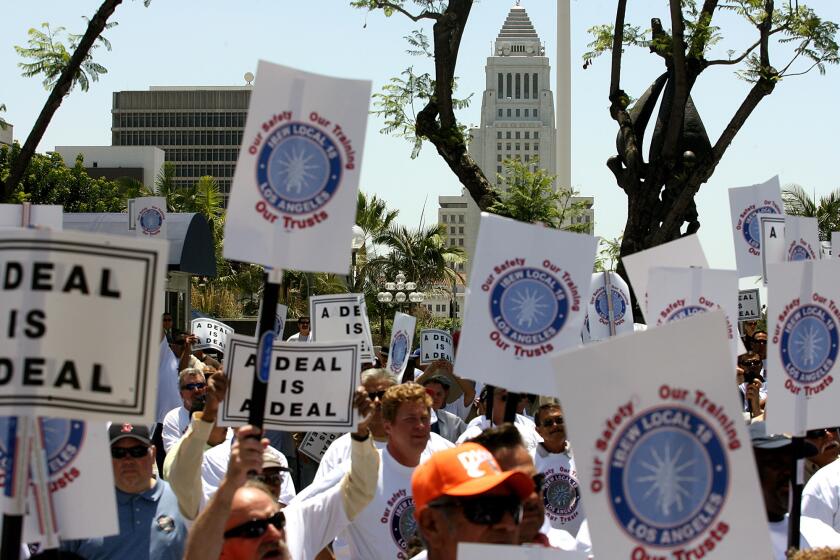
[544,472,580,518]
[788,244,812,261]
[41,419,85,475]
[594,287,627,322]
[781,304,838,384]
[390,496,417,552]
[0,417,17,477]
[666,305,706,322]
[608,406,728,548]
[138,207,164,235]
[490,267,568,345]
[743,206,778,249]
[256,122,342,215]
[390,332,409,374]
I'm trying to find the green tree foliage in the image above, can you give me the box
[782,183,840,241]
[0,104,8,130]
[368,223,465,287]
[488,157,591,232]
[594,236,623,272]
[0,143,123,211]
[356,191,399,252]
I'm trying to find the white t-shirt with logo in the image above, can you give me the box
[533,443,584,536]
[161,406,191,453]
[344,446,420,560]
[201,439,296,506]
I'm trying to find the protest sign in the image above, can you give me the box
[310,294,374,363]
[156,338,181,425]
[275,303,288,338]
[766,259,840,435]
[419,329,452,364]
[223,60,371,273]
[622,235,708,324]
[738,289,761,322]
[785,215,820,262]
[131,197,167,238]
[0,204,63,230]
[586,271,634,341]
[648,267,742,363]
[760,214,786,284]
[552,311,771,559]
[191,317,233,353]
[297,432,340,463]
[833,232,840,258]
[728,176,783,277]
[220,336,360,431]
[458,543,587,559]
[0,229,167,422]
[386,312,416,377]
[456,213,598,395]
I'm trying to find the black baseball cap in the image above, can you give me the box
[109,423,152,446]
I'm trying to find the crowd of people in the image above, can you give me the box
[22,316,840,560]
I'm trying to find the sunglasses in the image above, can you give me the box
[368,390,387,401]
[740,360,761,368]
[181,382,207,391]
[541,417,564,428]
[430,494,523,526]
[223,511,286,539]
[752,339,767,345]
[111,445,149,460]
[299,322,310,327]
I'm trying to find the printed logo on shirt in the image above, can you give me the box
[543,469,581,523]
[381,489,416,558]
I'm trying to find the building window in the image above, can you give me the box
[497,143,502,150]
[497,131,502,139]
[515,143,520,150]
[497,154,502,162]
[515,109,520,117]
[504,131,510,139]
[497,165,502,173]
[533,73,538,98]
[459,215,464,223]
[524,74,530,98]
[534,109,538,118]
[450,226,456,234]
[534,143,539,150]
[524,154,530,162]
[507,109,512,117]
[498,109,503,118]
[497,73,504,97]
[525,131,530,139]
[458,238,464,246]
[459,226,464,234]
[523,109,529,117]
[515,132,520,139]
[515,73,521,99]
[506,143,511,150]
[506,73,512,98]
[534,132,539,139]
[525,143,530,150]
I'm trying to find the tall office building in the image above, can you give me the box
[437,4,592,299]
[111,86,252,198]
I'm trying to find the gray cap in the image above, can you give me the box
[749,422,818,457]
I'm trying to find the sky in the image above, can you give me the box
[2,0,839,276]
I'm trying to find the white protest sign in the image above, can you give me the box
[131,197,167,238]
[456,213,598,395]
[552,311,771,559]
[458,543,587,559]
[738,289,761,322]
[156,337,182,425]
[766,259,840,435]
[648,267,743,363]
[220,336,360,431]
[622,235,708,324]
[275,303,288,338]
[223,60,371,273]
[386,312,416,377]
[728,176,783,277]
[759,214,786,284]
[785,215,820,262]
[833,232,840,258]
[419,329,452,364]
[310,294,374,363]
[586,271,634,341]
[297,432,340,463]
[0,229,167,422]
[0,204,63,230]
[191,317,233,353]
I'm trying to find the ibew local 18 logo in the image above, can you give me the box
[736,200,781,254]
[543,470,581,523]
[138,205,165,236]
[774,293,840,397]
[591,285,627,326]
[787,239,816,262]
[248,111,357,230]
[0,416,17,492]
[657,297,736,343]
[481,258,581,359]
[380,490,416,558]
[389,331,410,374]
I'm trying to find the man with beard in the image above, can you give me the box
[805,428,840,483]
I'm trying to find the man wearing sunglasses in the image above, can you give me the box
[286,316,311,342]
[410,442,535,559]
[60,423,188,559]
[161,368,229,453]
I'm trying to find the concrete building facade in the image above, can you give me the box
[54,145,165,186]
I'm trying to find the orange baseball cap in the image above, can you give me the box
[411,443,534,518]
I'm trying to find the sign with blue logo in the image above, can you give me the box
[586,271,634,341]
[552,311,771,558]
[132,197,167,239]
[224,61,372,274]
[648,268,744,364]
[767,259,840,435]
[785,216,820,263]
[457,213,597,396]
[386,312,416,377]
[728,176,783,277]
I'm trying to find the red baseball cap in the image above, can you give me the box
[411,443,534,518]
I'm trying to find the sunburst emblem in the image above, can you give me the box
[794,325,825,367]
[511,287,549,329]
[275,146,320,194]
[635,443,698,516]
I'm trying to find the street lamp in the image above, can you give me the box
[377,271,425,344]
[350,225,366,289]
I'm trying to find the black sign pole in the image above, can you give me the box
[788,436,806,551]
[248,274,281,429]
[1,514,23,560]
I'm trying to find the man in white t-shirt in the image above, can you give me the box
[532,403,584,536]
[162,368,228,453]
[803,429,840,531]
[457,387,541,452]
[286,316,311,342]
[343,382,437,560]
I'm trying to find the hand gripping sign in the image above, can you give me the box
[551,311,771,559]
[223,60,371,274]
[728,176,783,278]
[0,228,167,422]
[766,259,840,435]
[456,213,598,396]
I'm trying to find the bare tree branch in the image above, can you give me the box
[662,0,688,161]
[781,60,826,78]
[609,0,628,98]
[375,1,441,22]
[707,26,786,66]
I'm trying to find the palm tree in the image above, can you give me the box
[356,191,399,255]
[782,184,840,241]
[369,224,465,286]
